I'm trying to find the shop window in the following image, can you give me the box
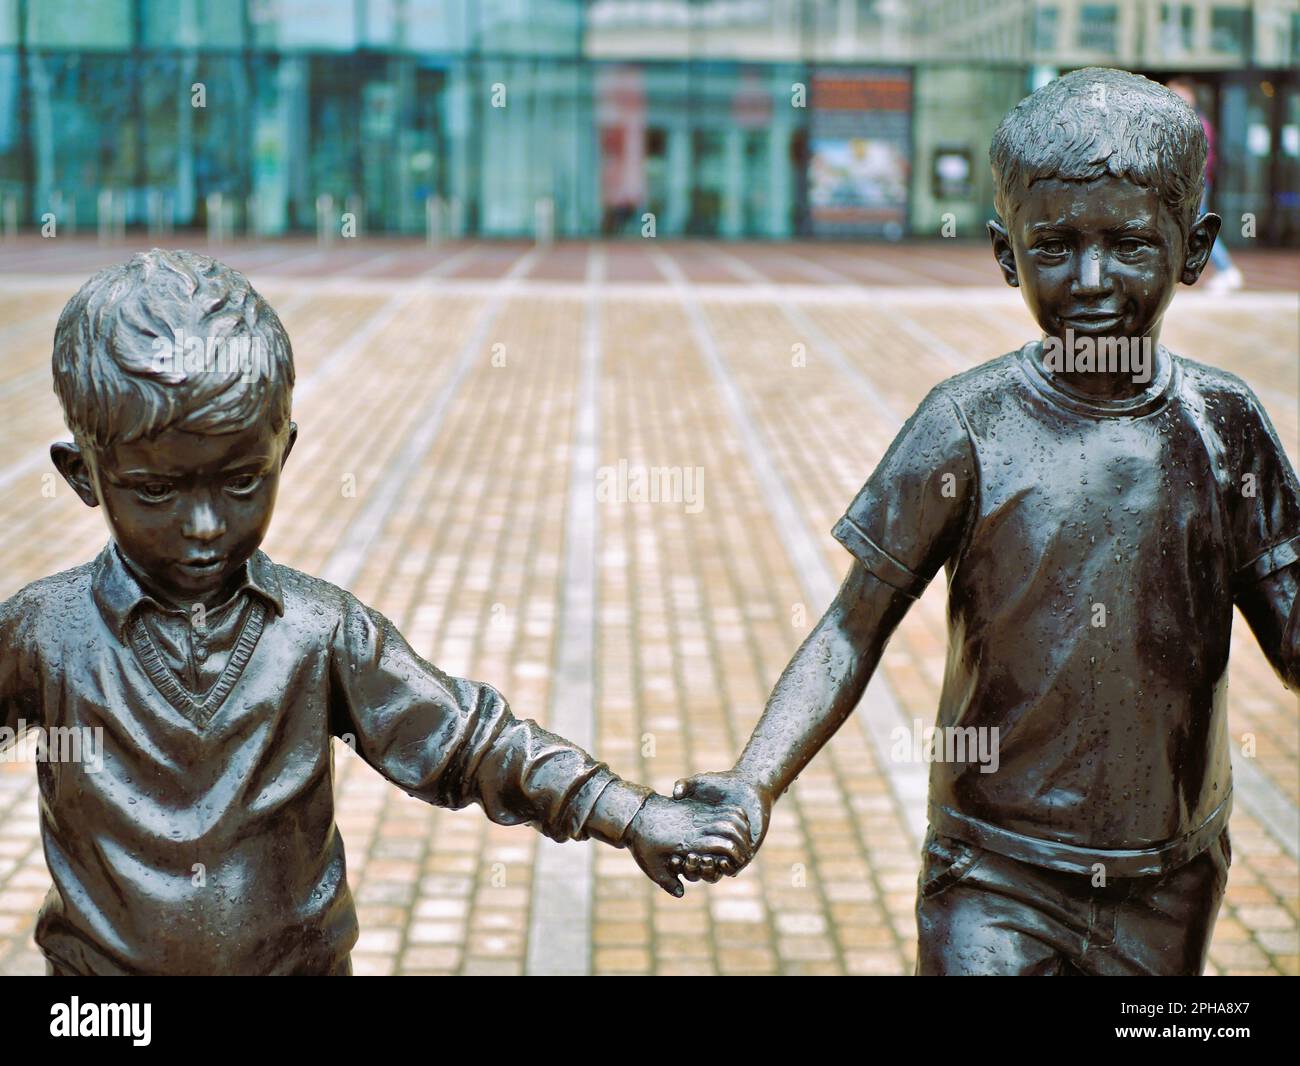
[1210,8,1249,58]
[1159,3,1195,53]
[1078,4,1118,53]
[1033,7,1058,52]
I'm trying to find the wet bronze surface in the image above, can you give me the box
[675,69,1299,975]
[1,249,751,975]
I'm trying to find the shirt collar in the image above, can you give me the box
[92,542,284,638]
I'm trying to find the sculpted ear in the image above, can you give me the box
[1182,212,1222,285]
[987,220,1019,287]
[51,442,100,508]
[281,421,298,469]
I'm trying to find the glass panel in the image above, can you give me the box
[1078,4,1118,52]
[379,0,472,54]
[1278,82,1299,245]
[1033,7,1058,52]
[689,128,724,236]
[1216,79,1272,248]
[910,64,1023,235]
[0,51,20,201]
[251,0,358,51]
[587,0,791,60]
[1209,7,1249,60]
[0,0,18,48]
[473,0,582,56]
[474,57,589,235]
[1159,3,1195,53]
[596,60,802,238]
[142,0,246,49]
[742,129,768,235]
[26,53,136,226]
[27,0,131,49]
[597,63,648,236]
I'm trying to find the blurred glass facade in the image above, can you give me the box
[0,0,1294,243]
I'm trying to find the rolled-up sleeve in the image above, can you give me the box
[327,593,648,843]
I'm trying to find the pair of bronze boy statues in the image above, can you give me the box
[2,69,1296,976]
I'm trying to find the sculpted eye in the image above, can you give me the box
[1036,239,1068,255]
[225,473,262,495]
[1116,238,1150,255]
[135,482,175,503]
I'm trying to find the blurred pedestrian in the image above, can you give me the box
[1169,78,1244,292]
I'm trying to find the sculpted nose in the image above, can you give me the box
[182,495,226,541]
[1073,244,1109,295]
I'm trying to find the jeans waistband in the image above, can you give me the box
[927,793,1233,877]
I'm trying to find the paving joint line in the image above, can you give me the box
[525,246,604,976]
[652,248,918,974]
[319,249,539,590]
[699,245,929,846]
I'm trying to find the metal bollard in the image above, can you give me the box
[534,197,555,247]
[46,191,64,238]
[206,192,225,244]
[316,194,335,245]
[147,189,165,238]
[425,195,444,247]
[2,194,17,241]
[97,189,114,244]
[344,194,363,239]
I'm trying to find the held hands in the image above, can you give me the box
[625,793,752,897]
[671,770,772,882]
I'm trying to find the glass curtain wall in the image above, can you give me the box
[595,60,804,238]
[0,1,1293,243]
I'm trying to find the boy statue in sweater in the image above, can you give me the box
[0,248,749,975]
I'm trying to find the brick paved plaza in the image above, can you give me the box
[0,237,1295,976]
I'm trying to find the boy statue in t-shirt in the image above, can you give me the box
[672,67,1299,975]
[0,248,750,975]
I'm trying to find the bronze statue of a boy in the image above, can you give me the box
[0,249,749,975]
[676,68,1299,975]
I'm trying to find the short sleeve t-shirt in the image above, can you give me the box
[833,343,1300,875]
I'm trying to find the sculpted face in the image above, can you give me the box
[988,174,1221,391]
[55,420,296,608]
[1011,176,1181,343]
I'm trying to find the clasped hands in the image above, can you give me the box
[624,770,773,896]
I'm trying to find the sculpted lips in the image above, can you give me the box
[1059,308,1124,329]
[176,555,225,575]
